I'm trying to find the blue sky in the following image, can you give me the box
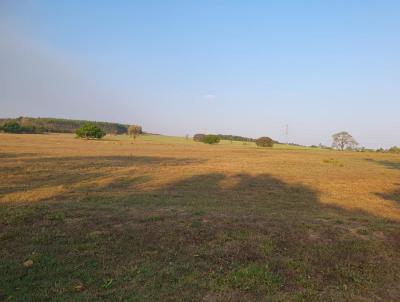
[1,1,399,148]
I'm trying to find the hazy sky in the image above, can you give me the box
[1,1,399,148]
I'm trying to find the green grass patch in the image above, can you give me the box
[226,263,281,293]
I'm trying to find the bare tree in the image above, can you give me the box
[332,131,358,151]
[193,133,205,142]
[128,124,142,140]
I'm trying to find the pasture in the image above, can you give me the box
[1,133,399,301]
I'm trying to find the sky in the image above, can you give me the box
[1,1,399,148]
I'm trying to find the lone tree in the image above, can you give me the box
[256,137,274,147]
[332,131,358,151]
[128,125,142,140]
[76,123,106,139]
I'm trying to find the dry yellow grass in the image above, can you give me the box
[1,133,399,220]
[1,133,400,301]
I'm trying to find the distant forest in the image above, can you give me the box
[0,116,284,144]
[217,134,280,144]
[216,134,256,142]
[0,117,128,134]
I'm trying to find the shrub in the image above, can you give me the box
[203,134,220,144]
[193,133,206,142]
[76,123,106,139]
[256,137,274,147]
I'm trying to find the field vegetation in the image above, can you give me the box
[1,133,400,301]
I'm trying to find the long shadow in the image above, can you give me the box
[0,154,204,199]
[21,155,205,168]
[153,172,318,213]
[0,152,39,159]
[364,158,400,205]
[1,171,400,300]
[376,189,400,204]
[365,158,400,170]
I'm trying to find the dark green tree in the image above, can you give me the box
[1,122,24,133]
[203,135,220,144]
[76,124,106,139]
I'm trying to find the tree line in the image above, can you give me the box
[74,123,143,139]
[0,117,128,134]
[1,117,398,151]
[0,117,143,140]
[193,133,274,147]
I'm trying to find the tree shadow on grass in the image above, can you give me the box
[364,158,400,170]
[0,152,39,159]
[0,154,205,201]
[150,173,318,214]
[22,155,205,168]
[1,165,400,300]
[88,172,400,300]
[376,189,400,204]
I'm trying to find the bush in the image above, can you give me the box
[256,137,274,147]
[193,133,206,142]
[76,123,106,139]
[203,134,220,144]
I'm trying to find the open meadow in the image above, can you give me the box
[1,133,400,301]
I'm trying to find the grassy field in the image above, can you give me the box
[1,133,400,301]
